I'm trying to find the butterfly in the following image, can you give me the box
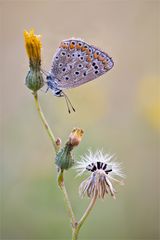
[46,38,114,112]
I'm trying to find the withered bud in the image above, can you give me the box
[68,128,84,147]
[56,137,62,146]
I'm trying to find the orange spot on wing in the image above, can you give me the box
[86,56,92,62]
[93,52,99,59]
[70,43,75,49]
[76,43,82,50]
[85,49,90,55]
[61,42,68,49]
[64,44,69,49]
[81,46,87,52]
[98,55,105,61]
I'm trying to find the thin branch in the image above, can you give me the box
[58,171,77,228]
[33,92,58,153]
[33,91,77,231]
[72,192,98,240]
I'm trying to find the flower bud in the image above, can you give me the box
[25,69,44,92]
[55,143,74,170]
[56,137,62,147]
[55,128,84,171]
[69,128,84,147]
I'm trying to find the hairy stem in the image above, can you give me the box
[72,192,98,240]
[33,92,59,153]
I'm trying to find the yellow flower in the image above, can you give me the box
[24,29,44,92]
[24,29,42,67]
[69,128,84,147]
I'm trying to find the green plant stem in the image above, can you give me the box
[72,192,98,240]
[33,91,97,240]
[58,171,77,228]
[33,93,76,233]
[33,92,58,153]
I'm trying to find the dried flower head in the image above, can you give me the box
[76,150,125,199]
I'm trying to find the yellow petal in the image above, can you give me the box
[24,29,42,66]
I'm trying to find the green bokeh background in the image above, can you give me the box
[0,1,159,239]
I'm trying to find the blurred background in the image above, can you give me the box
[0,1,159,239]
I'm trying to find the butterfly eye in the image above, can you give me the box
[72,53,75,57]
[55,56,59,60]
[65,76,69,80]
[96,51,100,55]
[67,54,70,57]
[92,62,96,66]
[71,41,76,45]
[80,56,84,60]
[78,42,82,46]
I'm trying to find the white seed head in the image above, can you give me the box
[76,150,125,199]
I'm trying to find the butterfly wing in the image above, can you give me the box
[50,39,114,89]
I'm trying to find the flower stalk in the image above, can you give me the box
[58,170,77,228]
[72,191,98,240]
[33,91,79,234]
[33,92,59,153]
[33,92,95,239]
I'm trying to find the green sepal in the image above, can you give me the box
[25,69,44,92]
[55,143,74,170]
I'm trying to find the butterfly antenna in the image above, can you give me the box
[63,92,76,113]
[64,94,71,114]
[64,93,76,112]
